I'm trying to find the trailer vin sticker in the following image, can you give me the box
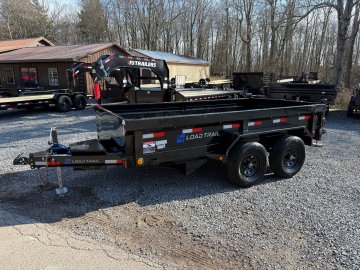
[143,141,156,154]
[143,140,167,153]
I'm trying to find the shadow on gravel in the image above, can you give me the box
[0,106,68,118]
[326,110,360,132]
[0,109,96,144]
[0,159,281,227]
[0,119,95,144]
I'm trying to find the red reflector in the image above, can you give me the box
[193,128,203,133]
[93,82,101,100]
[232,123,241,128]
[304,115,312,120]
[47,161,61,166]
[254,121,263,126]
[153,132,165,138]
[280,117,287,123]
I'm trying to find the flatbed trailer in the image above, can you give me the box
[14,98,326,193]
[0,90,87,112]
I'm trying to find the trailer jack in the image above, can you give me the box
[13,154,29,165]
[55,167,68,195]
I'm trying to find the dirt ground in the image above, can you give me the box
[0,109,359,269]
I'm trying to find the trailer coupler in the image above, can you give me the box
[13,154,29,165]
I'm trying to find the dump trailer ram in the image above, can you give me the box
[14,98,326,192]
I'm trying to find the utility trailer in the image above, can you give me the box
[0,90,87,112]
[0,62,92,113]
[14,98,326,193]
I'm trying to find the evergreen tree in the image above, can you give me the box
[78,0,108,43]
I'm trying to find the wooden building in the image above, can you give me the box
[129,49,210,83]
[0,43,130,95]
[0,37,54,54]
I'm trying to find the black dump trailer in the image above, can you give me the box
[233,72,338,113]
[14,98,326,192]
[267,82,338,106]
[347,86,360,117]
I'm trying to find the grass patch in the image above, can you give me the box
[332,88,353,109]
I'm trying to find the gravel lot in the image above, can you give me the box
[0,107,359,269]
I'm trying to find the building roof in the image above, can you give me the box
[0,43,130,63]
[0,37,54,53]
[130,49,209,65]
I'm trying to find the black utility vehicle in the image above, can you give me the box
[347,86,360,117]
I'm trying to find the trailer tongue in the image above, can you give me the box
[14,98,326,193]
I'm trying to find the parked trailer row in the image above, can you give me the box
[14,98,326,193]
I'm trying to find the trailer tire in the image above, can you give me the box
[269,136,305,178]
[72,94,87,110]
[227,142,267,187]
[56,95,72,112]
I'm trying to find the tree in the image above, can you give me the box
[0,0,53,39]
[78,0,108,43]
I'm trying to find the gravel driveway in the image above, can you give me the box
[0,107,359,269]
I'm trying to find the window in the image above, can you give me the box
[6,68,15,84]
[48,68,59,86]
[20,67,38,87]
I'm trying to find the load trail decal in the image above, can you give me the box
[176,131,220,143]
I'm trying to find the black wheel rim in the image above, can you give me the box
[240,154,259,177]
[61,100,70,109]
[78,98,85,108]
[283,147,299,169]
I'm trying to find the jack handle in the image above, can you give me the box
[13,153,29,165]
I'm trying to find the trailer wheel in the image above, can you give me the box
[72,94,87,110]
[269,136,305,178]
[56,95,72,112]
[227,142,267,187]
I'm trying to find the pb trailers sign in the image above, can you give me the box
[128,60,157,68]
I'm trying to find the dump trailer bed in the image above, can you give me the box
[15,98,326,191]
[267,83,338,104]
